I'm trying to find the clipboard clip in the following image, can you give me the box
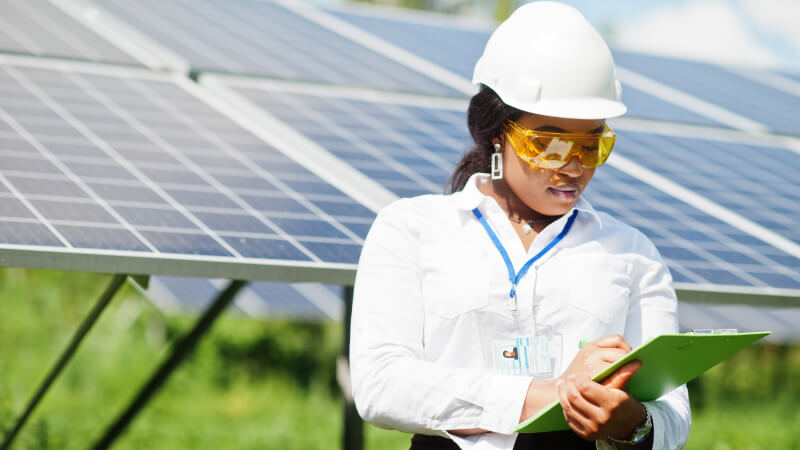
[688,328,739,334]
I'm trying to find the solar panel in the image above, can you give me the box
[0,56,373,283]
[326,7,491,80]
[144,276,344,321]
[614,131,800,246]
[584,166,800,291]
[207,78,470,198]
[614,51,800,136]
[201,77,800,298]
[84,0,462,96]
[0,0,140,66]
[612,80,730,128]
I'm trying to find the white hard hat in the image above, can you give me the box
[473,1,626,120]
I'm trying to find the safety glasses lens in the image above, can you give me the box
[505,122,615,169]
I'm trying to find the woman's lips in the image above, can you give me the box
[547,185,580,201]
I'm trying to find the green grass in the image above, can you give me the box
[1,268,798,449]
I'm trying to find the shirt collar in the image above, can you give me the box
[452,172,603,226]
[453,172,488,211]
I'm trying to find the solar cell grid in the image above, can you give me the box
[585,167,800,290]
[617,131,800,245]
[0,62,372,274]
[93,0,459,96]
[614,51,800,136]
[327,8,490,79]
[235,87,468,197]
[0,0,139,66]
[614,84,728,128]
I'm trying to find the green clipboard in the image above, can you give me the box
[517,331,770,433]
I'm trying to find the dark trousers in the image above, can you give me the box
[410,431,596,450]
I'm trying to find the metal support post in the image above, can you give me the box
[92,279,246,450]
[341,285,363,450]
[1,274,128,450]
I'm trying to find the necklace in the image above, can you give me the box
[508,215,554,234]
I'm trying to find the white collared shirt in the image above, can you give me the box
[350,173,691,450]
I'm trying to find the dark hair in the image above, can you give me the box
[447,86,524,193]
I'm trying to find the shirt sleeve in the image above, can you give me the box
[622,231,692,450]
[349,200,533,436]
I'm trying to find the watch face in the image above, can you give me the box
[631,425,651,444]
[631,411,653,444]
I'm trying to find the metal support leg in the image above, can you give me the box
[1,274,128,450]
[341,286,363,450]
[92,279,246,450]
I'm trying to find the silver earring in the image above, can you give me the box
[491,143,503,180]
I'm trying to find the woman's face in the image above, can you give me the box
[499,113,605,216]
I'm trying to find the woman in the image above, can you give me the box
[350,2,691,449]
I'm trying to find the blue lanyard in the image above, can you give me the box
[472,208,578,312]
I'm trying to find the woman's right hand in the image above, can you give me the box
[519,334,635,423]
[558,334,631,382]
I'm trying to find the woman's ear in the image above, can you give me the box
[492,136,504,151]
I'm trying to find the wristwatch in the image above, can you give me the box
[608,405,652,445]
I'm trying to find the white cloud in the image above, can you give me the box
[743,0,800,54]
[611,0,780,69]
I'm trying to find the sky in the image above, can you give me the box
[533,0,800,73]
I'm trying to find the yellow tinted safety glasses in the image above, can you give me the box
[504,120,616,169]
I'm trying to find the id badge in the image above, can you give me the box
[491,334,561,377]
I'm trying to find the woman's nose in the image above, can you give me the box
[557,155,584,177]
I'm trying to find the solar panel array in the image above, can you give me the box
[200,79,800,293]
[0,0,798,327]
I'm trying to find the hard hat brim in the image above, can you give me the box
[506,97,628,120]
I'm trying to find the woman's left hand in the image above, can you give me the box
[556,360,647,442]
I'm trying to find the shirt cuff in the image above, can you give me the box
[643,400,665,450]
[471,375,533,433]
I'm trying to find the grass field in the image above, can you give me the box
[1,268,798,449]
